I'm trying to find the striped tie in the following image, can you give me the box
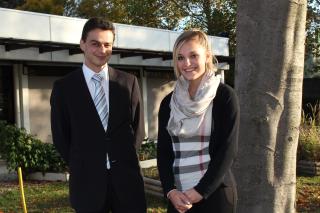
[92,74,108,131]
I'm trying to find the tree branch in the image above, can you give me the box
[170,0,193,14]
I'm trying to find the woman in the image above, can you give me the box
[157,29,240,213]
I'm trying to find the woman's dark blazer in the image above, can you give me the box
[157,83,240,199]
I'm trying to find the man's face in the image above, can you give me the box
[80,28,114,72]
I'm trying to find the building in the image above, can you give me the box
[0,7,230,142]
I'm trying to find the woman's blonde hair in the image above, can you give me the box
[172,29,218,78]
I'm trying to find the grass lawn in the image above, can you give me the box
[0,175,319,213]
[296,176,320,213]
[0,180,166,213]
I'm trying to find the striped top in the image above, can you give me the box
[171,103,213,191]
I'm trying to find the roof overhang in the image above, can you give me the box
[0,8,231,65]
[0,38,173,60]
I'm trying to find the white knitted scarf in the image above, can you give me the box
[167,72,221,137]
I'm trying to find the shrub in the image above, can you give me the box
[0,120,67,175]
[138,139,157,161]
[298,102,320,162]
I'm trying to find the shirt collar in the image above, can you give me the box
[82,64,109,83]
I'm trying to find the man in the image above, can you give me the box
[50,17,146,213]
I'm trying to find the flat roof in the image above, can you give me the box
[0,7,229,56]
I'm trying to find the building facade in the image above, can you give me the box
[0,8,230,142]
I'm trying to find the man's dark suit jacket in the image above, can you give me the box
[50,67,146,212]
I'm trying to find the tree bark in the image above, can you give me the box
[234,0,307,213]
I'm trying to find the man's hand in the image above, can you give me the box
[184,188,203,204]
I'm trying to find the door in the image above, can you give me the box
[0,65,14,124]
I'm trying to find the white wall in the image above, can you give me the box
[28,75,60,143]
[145,71,175,139]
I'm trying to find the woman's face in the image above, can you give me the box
[177,39,209,83]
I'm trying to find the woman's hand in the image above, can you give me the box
[168,189,193,213]
[184,188,203,204]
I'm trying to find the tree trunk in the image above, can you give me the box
[234,0,307,213]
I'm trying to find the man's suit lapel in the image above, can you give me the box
[107,67,118,136]
[77,69,94,107]
[76,69,107,133]
[75,67,122,135]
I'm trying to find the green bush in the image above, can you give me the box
[298,125,320,161]
[138,139,157,161]
[298,102,320,162]
[0,120,67,175]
